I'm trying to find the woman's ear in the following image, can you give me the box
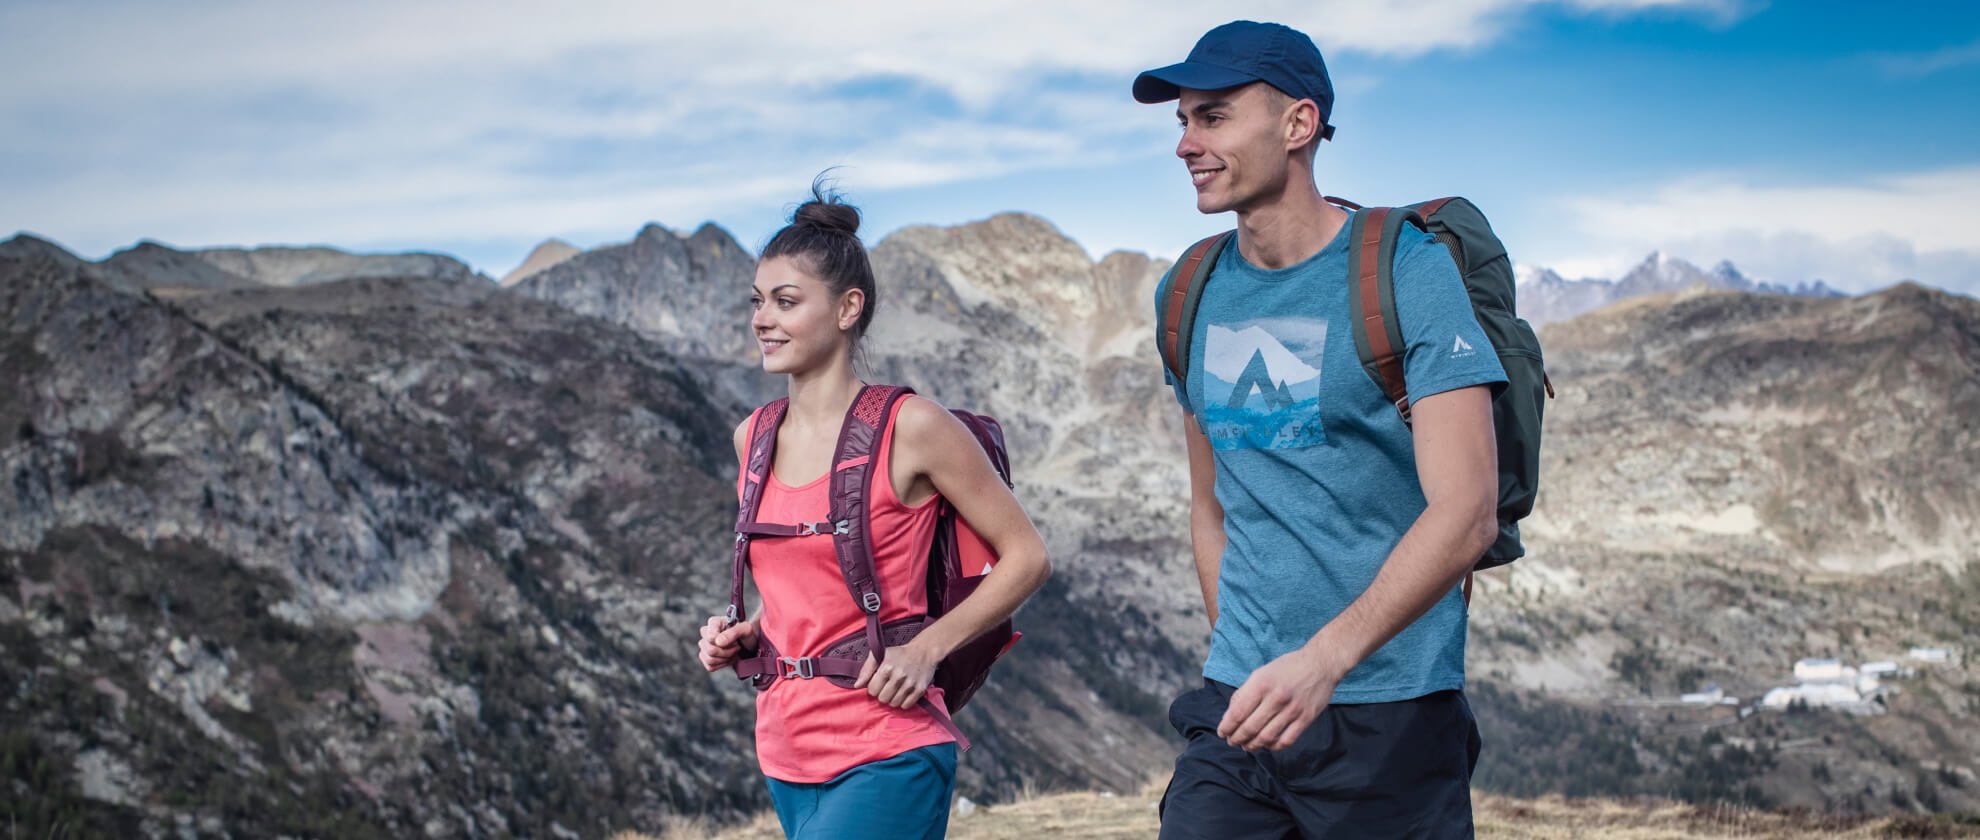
[837,288,866,332]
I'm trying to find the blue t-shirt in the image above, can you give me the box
[1159,216,1507,703]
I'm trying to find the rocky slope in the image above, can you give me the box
[3,240,766,837]
[1466,283,1980,812]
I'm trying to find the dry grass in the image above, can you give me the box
[617,781,1980,839]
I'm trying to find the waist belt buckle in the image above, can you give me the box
[780,656,815,680]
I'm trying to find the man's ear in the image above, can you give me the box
[1284,97,1321,153]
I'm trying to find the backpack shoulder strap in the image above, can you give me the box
[729,398,790,625]
[1346,206,1426,425]
[828,384,916,665]
[1158,230,1235,386]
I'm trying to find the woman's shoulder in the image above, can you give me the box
[892,393,958,436]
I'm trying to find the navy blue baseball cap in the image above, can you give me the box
[1134,20,1336,140]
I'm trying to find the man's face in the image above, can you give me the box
[1175,83,1293,216]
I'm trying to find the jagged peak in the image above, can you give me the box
[686,222,746,254]
[634,222,679,243]
[1,232,83,264]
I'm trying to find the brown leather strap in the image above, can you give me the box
[1416,197,1457,218]
[1324,195,1363,211]
[1161,234,1227,381]
[1356,208,1408,412]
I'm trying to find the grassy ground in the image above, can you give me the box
[615,779,1980,839]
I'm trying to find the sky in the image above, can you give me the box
[2,0,1977,294]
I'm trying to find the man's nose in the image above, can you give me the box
[1176,128,1201,160]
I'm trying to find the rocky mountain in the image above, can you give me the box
[0,219,1194,837]
[92,241,487,294]
[2,240,770,836]
[1467,283,1980,812]
[1517,251,1844,326]
[4,212,1977,837]
[499,239,580,287]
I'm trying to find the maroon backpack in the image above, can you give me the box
[726,384,1020,751]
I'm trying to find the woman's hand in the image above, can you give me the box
[854,637,943,708]
[698,615,758,672]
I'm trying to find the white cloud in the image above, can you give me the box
[1868,37,1980,78]
[0,0,1748,269]
[1536,166,1980,294]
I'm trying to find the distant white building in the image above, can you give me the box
[1681,685,1730,705]
[1761,683,1864,710]
[1861,661,1899,676]
[1794,658,1854,683]
[1909,647,1950,664]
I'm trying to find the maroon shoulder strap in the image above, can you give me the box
[828,385,916,665]
[729,399,790,626]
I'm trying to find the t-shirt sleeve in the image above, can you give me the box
[1391,228,1508,404]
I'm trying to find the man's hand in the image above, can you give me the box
[854,637,943,709]
[697,616,758,672]
[1217,646,1346,751]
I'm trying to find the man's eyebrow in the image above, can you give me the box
[1178,99,1234,120]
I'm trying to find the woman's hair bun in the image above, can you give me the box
[791,175,861,237]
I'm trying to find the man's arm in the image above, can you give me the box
[1217,385,1499,751]
[1183,414,1226,629]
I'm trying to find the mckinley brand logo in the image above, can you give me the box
[1451,334,1477,358]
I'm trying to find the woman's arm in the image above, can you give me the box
[857,396,1052,708]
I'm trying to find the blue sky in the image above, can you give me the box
[3,1,1977,293]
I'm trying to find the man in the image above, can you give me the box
[1135,21,1506,839]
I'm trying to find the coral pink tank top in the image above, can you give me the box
[741,397,954,783]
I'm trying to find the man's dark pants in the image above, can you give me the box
[1159,680,1482,839]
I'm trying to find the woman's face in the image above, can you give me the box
[750,255,859,375]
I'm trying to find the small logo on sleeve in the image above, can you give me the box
[1451,334,1477,358]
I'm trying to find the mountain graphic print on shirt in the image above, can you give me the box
[1199,316,1327,451]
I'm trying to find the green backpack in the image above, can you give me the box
[1156,196,1551,574]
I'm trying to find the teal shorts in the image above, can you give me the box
[765,743,958,839]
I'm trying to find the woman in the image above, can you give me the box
[696,180,1051,840]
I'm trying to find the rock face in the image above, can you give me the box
[508,223,759,366]
[1517,252,1844,327]
[4,212,1978,836]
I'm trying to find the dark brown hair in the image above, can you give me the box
[761,173,877,343]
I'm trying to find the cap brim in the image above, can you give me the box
[1132,61,1261,104]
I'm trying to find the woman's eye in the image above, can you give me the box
[777,298,796,309]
